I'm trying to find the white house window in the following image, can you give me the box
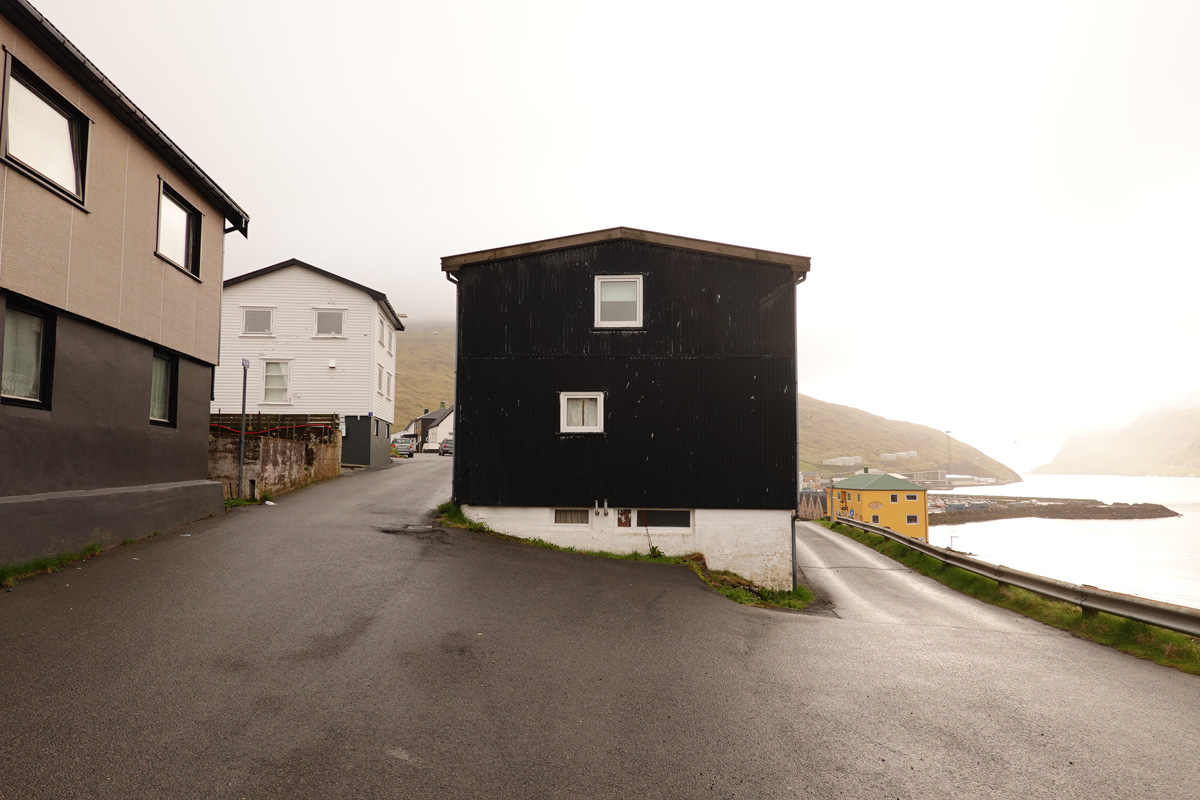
[2,302,52,405]
[377,364,384,394]
[156,181,202,276]
[2,58,89,201]
[594,275,643,328]
[378,315,385,345]
[149,352,175,424]
[315,309,344,336]
[560,391,604,433]
[263,360,290,402]
[387,327,394,353]
[243,308,273,335]
[386,372,393,399]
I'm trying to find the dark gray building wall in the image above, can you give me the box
[342,415,391,468]
[0,297,223,563]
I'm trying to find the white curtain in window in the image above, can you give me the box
[2,308,43,400]
[150,356,170,420]
[566,397,597,427]
[265,361,288,401]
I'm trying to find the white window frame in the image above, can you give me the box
[242,307,274,336]
[386,372,393,400]
[553,509,591,525]
[377,364,384,395]
[594,275,643,328]
[559,391,604,433]
[378,314,385,345]
[313,308,346,338]
[890,494,899,503]
[906,515,919,525]
[871,515,880,524]
[906,494,918,501]
[262,359,292,404]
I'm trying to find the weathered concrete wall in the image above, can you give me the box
[461,505,793,589]
[208,430,340,499]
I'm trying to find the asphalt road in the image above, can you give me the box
[1,459,1198,798]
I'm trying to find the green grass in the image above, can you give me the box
[436,502,813,610]
[0,541,104,588]
[821,519,1200,675]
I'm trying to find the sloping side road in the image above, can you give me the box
[1,459,1198,798]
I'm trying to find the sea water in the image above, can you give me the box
[930,475,1200,610]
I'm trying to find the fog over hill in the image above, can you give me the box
[1033,405,1200,477]
[392,319,456,426]
[797,394,1021,482]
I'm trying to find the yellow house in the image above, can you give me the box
[828,470,929,540]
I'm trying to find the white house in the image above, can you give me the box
[211,259,403,468]
[400,404,454,451]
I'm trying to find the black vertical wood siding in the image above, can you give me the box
[452,240,797,510]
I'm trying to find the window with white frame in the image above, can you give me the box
[560,391,604,433]
[2,299,54,407]
[378,314,385,345]
[263,360,290,402]
[377,364,384,394]
[242,308,273,335]
[156,181,202,277]
[906,494,918,501]
[554,509,589,524]
[872,515,881,524]
[315,309,345,336]
[386,372,393,399]
[387,327,393,353]
[2,57,89,202]
[594,275,643,328]
[890,494,899,503]
[906,515,919,524]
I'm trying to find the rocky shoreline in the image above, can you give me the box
[930,495,1181,526]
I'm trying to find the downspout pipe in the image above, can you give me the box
[445,270,460,502]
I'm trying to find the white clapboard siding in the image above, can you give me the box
[211,266,398,424]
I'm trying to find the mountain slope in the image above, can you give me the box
[392,319,456,426]
[1033,405,1200,477]
[798,394,1021,482]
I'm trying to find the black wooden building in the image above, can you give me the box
[442,228,810,522]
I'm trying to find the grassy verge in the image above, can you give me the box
[437,502,813,610]
[821,519,1200,675]
[1,541,104,588]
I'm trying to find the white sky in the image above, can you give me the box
[31,0,1200,471]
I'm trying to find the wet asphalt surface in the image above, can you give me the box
[1,458,1198,799]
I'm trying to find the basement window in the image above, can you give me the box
[554,509,589,524]
[635,509,691,527]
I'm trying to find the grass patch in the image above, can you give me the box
[821,519,1200,675]
[1,541,104,588]
[435,502,813,610]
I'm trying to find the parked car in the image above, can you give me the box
[439,438,454,456]
[391,437,415,458]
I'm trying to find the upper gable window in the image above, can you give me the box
[156,181,202,277]
[2,57,90,203]
[242,308,273,335]
[594,275,643,328]
[315,309,344,337]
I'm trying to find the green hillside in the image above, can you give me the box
[392,319,456,426]
[1033,405,1200,477]
[797,394,1021,482]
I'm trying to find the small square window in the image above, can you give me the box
[906,515,919,524]
[560,391,604,433]
[156,181,202,277]
[2,298,55,408]
[2,57,89,203]
[594,275,643,328]
[264,360,290,403]
[315,309,344,336]
[872,515,880,524]
[243,308,273,335]
[890,494,899,503]
[149,351,177,425]
[555,509,589,524]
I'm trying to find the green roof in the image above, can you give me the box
[832,472,925,491]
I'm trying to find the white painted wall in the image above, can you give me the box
[461,505,793,589]
[211,265,399,424]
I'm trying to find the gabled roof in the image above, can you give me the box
[441,226,810,283]
[410,406,453,427]
[1,0,249,236]
[833,472,925,491]
[224,259,404,330]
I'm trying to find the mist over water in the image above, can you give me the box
[930,475,1200,609]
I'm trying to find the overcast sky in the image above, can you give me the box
[32,0,1200,471]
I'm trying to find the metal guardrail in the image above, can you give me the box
[830,516,1200,639]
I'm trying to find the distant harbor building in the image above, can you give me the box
[823,456,863,467]
[828,470,929,540]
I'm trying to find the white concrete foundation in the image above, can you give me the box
[461,505,794,589]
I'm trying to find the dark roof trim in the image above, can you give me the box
[441,226,811,281]
[1,0,250,237]
[224,258,404,331]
